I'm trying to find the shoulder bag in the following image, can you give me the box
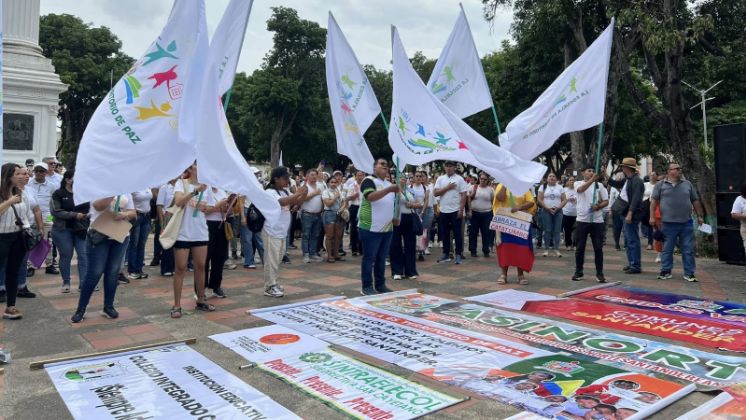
[159,180,189,250]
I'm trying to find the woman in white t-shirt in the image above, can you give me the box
[731,181,746,252]
[0,163,32,320]
[468,173,495,258]
[562,180,577,250]
[322,176,346,262]
[411,171,432,259]
[169,163,216,318]
[538,173,566,257]
[263,167,308,297]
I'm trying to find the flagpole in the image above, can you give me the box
[591,123,604,206]
[378,112,401,218]
[490,105,502,143]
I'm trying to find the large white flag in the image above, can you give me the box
[500,19,615,160]
[196,0,280,224]
[326,12,380,174]
[389,27,546,194]
[427,5,493,119]
[74,0,207,204]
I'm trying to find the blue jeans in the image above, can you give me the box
[661,221,696,276]
[541,210,563,250]
[623,220,641,271]
[301,212,321,256]
[77,238,126,312]
[127,213,150,273]
[240,224,264,265]
[360,229,393,289]
[51,229,88,286]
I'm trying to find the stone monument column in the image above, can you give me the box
[2,0,67,165]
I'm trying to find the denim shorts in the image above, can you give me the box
[322,210,340,225]
[173,240,208,249]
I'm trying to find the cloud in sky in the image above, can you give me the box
[40,0,514,74]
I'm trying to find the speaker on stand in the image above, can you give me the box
[713,123,746,265]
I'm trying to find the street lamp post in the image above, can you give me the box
[682,80,722,150]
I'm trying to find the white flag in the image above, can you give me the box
[212,0,252,96]
[278,150,283,167]
[74,0,207,204]
[389,27,546,194]
[326,12,380,174]
[501,19,615,160]
[196,0,280,224]
[427,5,493,119]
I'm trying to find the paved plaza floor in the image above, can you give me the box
[1,232,745,419]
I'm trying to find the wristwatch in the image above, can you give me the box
[192,190,200,197]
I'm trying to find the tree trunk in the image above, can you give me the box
[565,41,586,171]
[269,110,298,168]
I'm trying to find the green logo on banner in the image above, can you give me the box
[299,352,332,364]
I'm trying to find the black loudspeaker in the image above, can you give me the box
[713,123,746,193]
[716,192,740,228]
[717,227,746,265]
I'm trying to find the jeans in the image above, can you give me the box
[661,221,696,276]
[562,215,576,247]
[240,224,264,265]
[359,229,393,289]
[612,211,624,248]
[206,220,228,290]
[623,220,641,271]
[51,229,88,286]
[644,223,654,246]
[469,210,493,254]
[390,214,417,277]
[541,210,563,250]
[349,205,361,253]
[574,222,604,276]
[438,211,463,256]
[127,213,150,274]
[77,238,126,312]
[301,212,322,256]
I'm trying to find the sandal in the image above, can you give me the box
[497,275,507,285]
[170,306,182,318]
[518,276,529,285]
[195,301,216,312]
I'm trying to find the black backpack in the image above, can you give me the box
[247,204,265,232]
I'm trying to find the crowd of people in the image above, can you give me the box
[1,155,744,323]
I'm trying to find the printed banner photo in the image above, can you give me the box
[360,293,746,390]
[210,325,328,363]
[254,296,693,418]
[45,343,299,419]
[521,298,746,352]
[568,285,746,327]
[258,349,464,420]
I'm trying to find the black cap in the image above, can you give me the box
[25,158,35,165]
[443,160,456,166]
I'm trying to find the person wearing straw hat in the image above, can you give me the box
[608,157,645,274]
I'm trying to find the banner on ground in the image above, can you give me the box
[489,208,532,239]
[45,343,299,419]
[465,290,557,310]
[567,284,746,327]
[254,295,693,418]
[389,27,546,195]
[209,325,328,363]
[363,293,746,390]
[259,348,464,420]
[74,0,207,204]
[675,382,746,419]
[326,12,380,174]
[500,19,614,161]
[521,298,746,353]
[426,5,492,119]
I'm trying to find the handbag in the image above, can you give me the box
[159,180,189,250]
[224,221,234,241]
[11,205,40,251]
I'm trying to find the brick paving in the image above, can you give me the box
[1,231,745,419]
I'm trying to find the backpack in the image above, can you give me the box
[247,204,265,232]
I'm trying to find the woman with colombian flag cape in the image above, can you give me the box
[493,184,537,285]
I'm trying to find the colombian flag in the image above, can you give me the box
[497,231,535,272]
[534,380,585,397]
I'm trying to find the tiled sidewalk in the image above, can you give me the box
[1,233,744,419]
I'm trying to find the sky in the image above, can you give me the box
[39,0,515,74]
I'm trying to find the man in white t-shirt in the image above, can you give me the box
[731,187,746,253]
[434,161,469,264]
[29,164,59,273]
[300,169,324,263]
[573,166,609,283]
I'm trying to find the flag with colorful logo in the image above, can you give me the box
[74,0,207,204]
[389,27,545,195]
[427,5,493,119]
[500,19,614,160]
[195,0,280,224]
[326,12,381,175]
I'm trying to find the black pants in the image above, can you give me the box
[562,215,576,247]
[349,205,361,253]
[438,211,463,256]
[468,210,493,254]
[152,219,162,262]
[205,220,228,291]
[0,232,25,307]
[575,221,604,276]
[390,213,418,277]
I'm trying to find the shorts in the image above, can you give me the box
[322,210,340,225]
[173,240,208,249]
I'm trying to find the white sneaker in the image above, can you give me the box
[303,255,311,263]
[310,255,324,262]
[408,275,418,280]
[554,250,562,258]
[264,285,284,298]
[424,248,431,255]
[393,274,403,280]
[655,254,661,263]
[542,251,549,257]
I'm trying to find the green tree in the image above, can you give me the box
[39,14,134,166]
